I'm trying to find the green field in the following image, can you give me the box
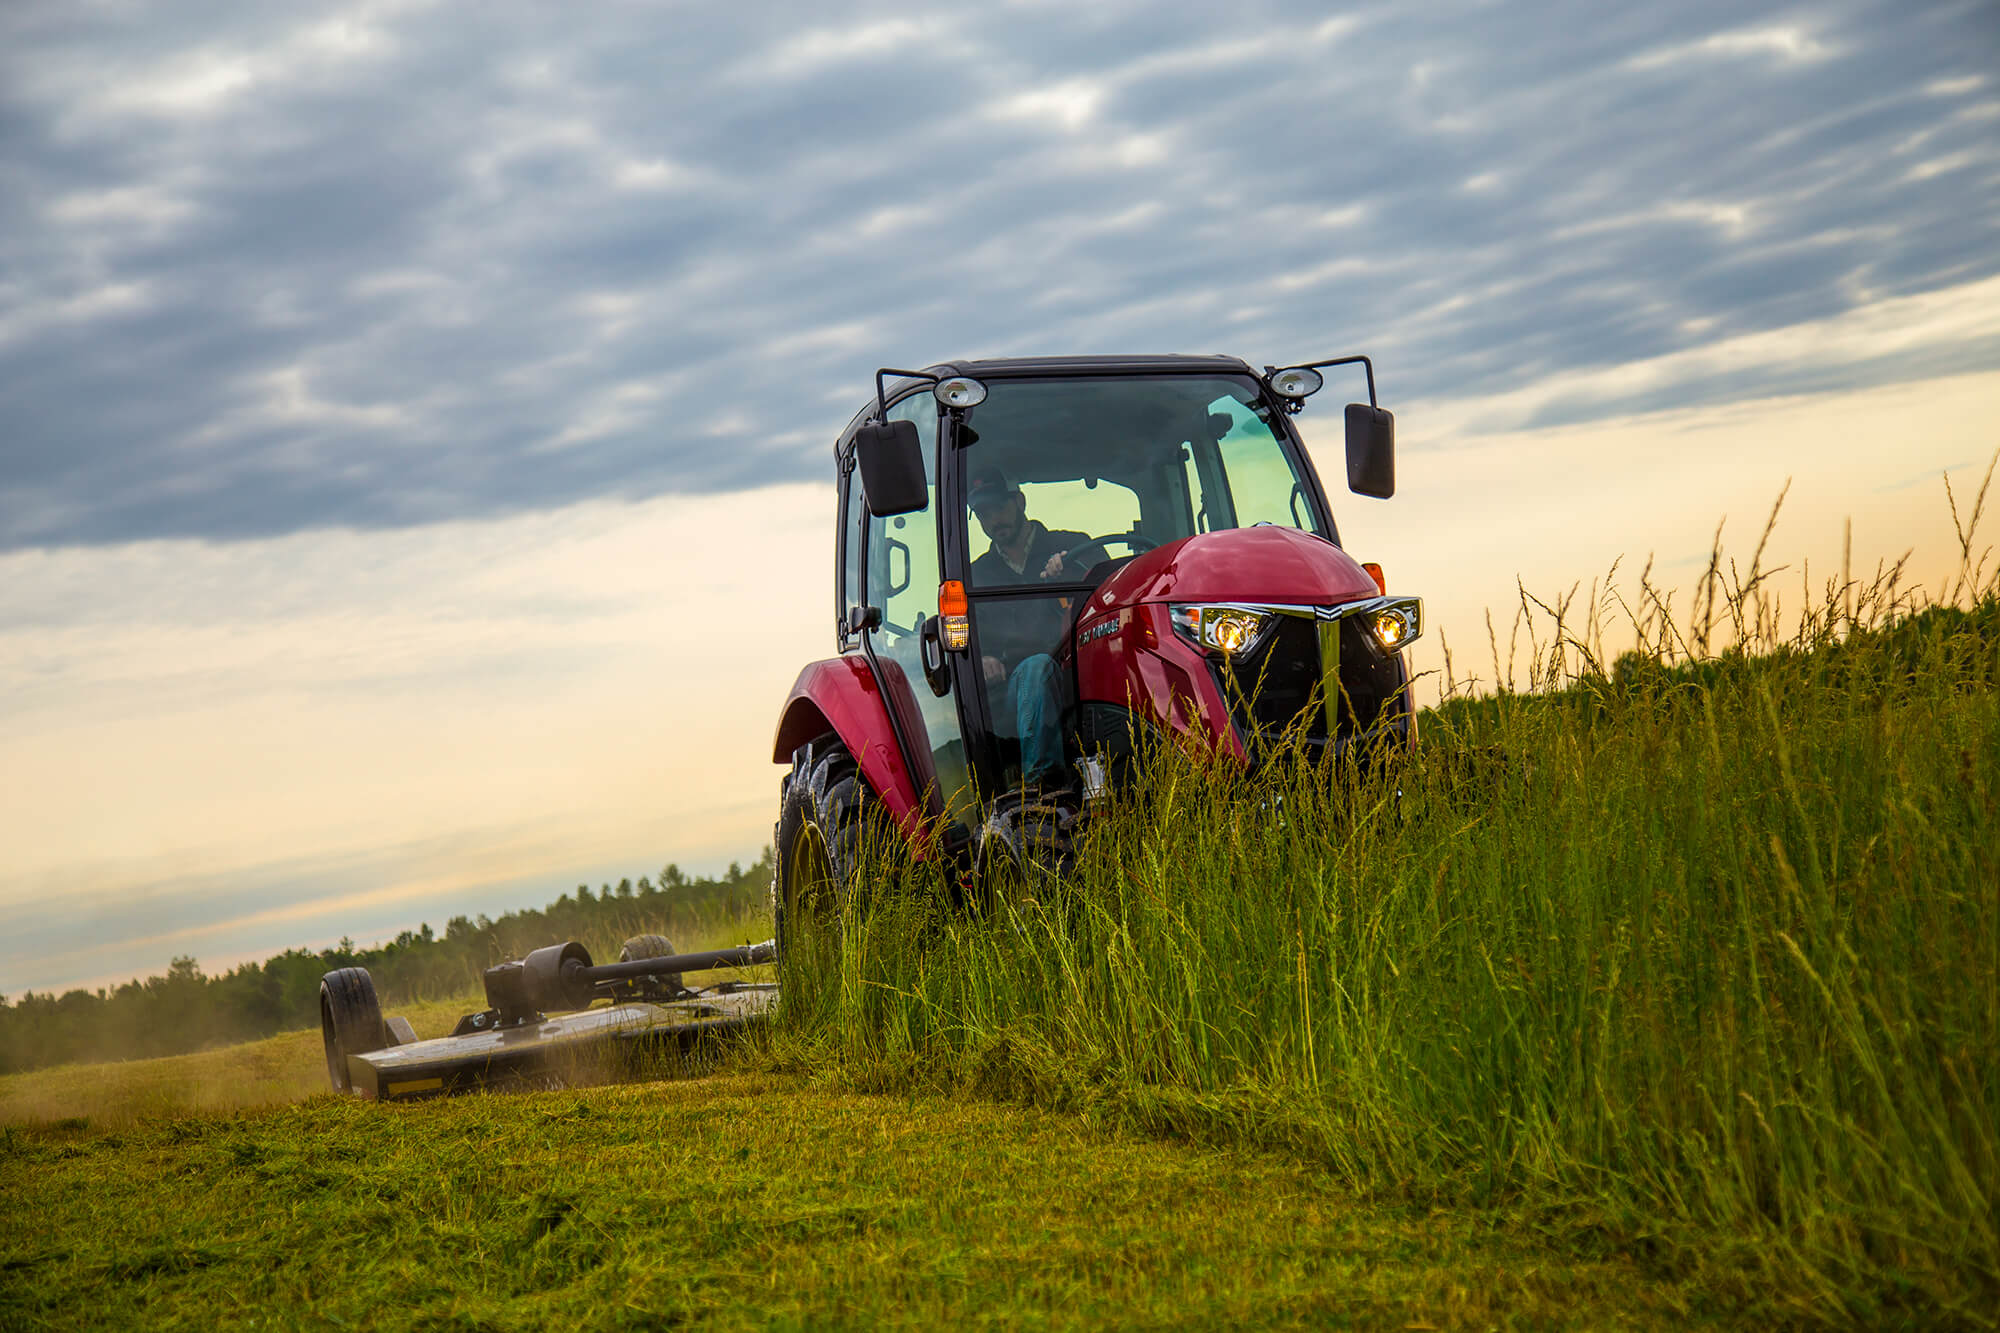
[4,1074,1732,1331]
[4,498,1996,1329]
[2,962,1714,1328]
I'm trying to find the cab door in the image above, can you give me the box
[859,389,978,829]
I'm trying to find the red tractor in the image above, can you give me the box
[770,354,1421,925]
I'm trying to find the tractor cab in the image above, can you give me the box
[772,354,1419,900]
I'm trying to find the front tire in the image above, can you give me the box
[974,789,1075,909]
[771,734,874,962]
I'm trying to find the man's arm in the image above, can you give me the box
[1038,529,1101,580]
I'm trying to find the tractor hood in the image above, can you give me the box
[1083,526,1381,612]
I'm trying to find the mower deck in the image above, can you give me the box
[346,983,777,1102]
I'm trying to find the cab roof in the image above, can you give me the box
[836,354,1262,451]
[925,353,1256,379]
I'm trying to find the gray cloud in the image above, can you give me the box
[2,0,1996,549]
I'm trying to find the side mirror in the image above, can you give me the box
[856,419,928,516]
[1344,404,1395,499]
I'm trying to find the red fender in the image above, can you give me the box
[772,655,937,837]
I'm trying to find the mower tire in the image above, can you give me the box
[618,933,683,994]
[772,733,874,957]
[320,967,387,1095]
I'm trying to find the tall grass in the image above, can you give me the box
[776,470,2000,1326]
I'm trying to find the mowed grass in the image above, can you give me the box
[0,913,774,1128]
[1,1074,1721,1331]
[0,997,471,1128]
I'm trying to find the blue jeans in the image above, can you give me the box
[1008,653,1065,785]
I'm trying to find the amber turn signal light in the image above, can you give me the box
[938,581,970,651]
[1361,562,1386,596]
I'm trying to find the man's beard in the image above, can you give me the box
[990,515,1024,547]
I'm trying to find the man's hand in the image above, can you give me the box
[1040,552,1067,579]
[982,655,1007,684]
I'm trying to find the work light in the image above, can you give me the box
[933,376,988,408]
[1267,366,1324,400]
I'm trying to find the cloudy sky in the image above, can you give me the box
[3,0,1997,996]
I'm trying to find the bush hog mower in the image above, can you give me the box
[772,353,1423,931]
[317,936,774,1100]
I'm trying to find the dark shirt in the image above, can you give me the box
[970,521,1097,670]
[970,519,1092,586]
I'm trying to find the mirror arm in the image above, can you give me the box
[1295,354,1376,408]
[874,367,938,422]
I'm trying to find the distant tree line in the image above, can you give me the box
[0,853,772,1076]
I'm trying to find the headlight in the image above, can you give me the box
[1170,604,1272,656]
[1362,598,1422,654]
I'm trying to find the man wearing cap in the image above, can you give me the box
[965,466,1102,788]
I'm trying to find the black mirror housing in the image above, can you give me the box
[1344,403,1395,499]
[857,419,927,516]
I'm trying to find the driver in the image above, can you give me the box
[966,465,1101,789]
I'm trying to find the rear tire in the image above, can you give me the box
[771,734,875,961]
[320,967,386,1095]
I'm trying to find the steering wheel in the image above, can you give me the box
[1054,533,1157,575]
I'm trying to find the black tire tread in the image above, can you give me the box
[319,966,386,1095]
[618,934,683,993]
[772,733,877,954]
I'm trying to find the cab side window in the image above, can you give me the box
[840,460,866,644]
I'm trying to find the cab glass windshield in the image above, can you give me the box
[959,375,1323,587]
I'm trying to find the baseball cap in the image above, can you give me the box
[965,465,1018,515]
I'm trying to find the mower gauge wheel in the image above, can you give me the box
[320,967,388,1095]
[618,934,684,995]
